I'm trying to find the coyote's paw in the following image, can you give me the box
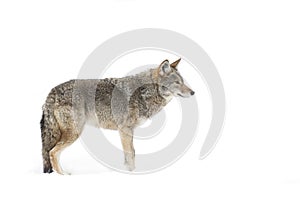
[125,163,135,171]
[124,153,135,171]
[62,171,72,175]
[54,169,71,175]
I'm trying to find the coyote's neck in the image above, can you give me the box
[150,68,173,103]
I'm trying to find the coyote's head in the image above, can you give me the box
[156,58,195,98]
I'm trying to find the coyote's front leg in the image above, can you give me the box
[119,128,135,171]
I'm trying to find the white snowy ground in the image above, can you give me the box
[1,0,300,199]
[2,130,300,200]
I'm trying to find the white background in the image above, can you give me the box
[0,0,300,199]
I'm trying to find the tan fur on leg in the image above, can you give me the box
[50,142,67,175]
[119,128,135,171]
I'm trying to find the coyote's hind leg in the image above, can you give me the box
[50,108,85,175]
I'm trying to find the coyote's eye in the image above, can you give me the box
[175,81,180,84]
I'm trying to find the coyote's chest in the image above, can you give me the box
[128,83,168,118]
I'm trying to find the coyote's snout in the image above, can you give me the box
[41,58,194,174]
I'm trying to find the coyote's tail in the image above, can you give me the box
[40,88,61,173]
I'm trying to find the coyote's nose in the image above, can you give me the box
[190,91,195,96]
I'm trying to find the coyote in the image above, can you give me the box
[41,59,195,174]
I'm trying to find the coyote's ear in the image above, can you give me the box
[170,58,181,68]
[159,60,171,75]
